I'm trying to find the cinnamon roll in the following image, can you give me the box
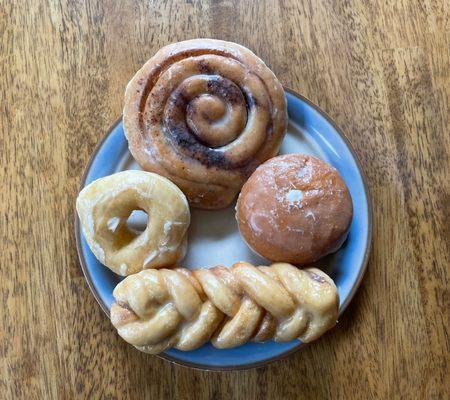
[123,39,287,209]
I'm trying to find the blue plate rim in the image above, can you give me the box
[74,87,373,371]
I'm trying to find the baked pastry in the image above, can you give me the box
[111,262,339,353]
[123,38,288,209]
[76,170,190,275]
[236,154,353,265]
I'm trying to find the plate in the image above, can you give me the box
[75,88,372,370]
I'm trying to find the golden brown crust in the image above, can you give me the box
[110,262,339,353]
[123,39,288,209]
[76,171,190,275]
[236,154,353,265]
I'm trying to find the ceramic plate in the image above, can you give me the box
[75,88,372,370]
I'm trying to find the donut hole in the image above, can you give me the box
[103,208,149,251]
[126,209,148,234]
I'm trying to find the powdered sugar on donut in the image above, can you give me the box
[296,161,313,182]
[236,154,353,264]
[285,189,303,206]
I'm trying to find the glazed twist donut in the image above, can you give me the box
[111,262,339,353]
[76,171,190,275]
[123,39,288,209]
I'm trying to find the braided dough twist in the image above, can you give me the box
[123,39,288,209]
[111,262,339,353]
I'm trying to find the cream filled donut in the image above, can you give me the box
[236,154,353,265]
[76,171,190,275]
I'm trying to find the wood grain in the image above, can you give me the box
[1,0,448,398]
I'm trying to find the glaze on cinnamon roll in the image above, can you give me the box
[124,39,288,209]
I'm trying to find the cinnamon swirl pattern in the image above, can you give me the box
[111,262,339,353]
[124,39,288,209]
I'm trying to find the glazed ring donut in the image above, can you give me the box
[123,38,288,209]
[76,170,190,276]
[111,262,339,353]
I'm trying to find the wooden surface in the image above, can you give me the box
[1,0,449,398]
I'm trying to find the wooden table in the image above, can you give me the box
[2,1,448,398]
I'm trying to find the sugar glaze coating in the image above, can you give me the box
[111,262,339,353]
[123,39,287,209]
[76,171,190,275]
[236,154,353,265]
